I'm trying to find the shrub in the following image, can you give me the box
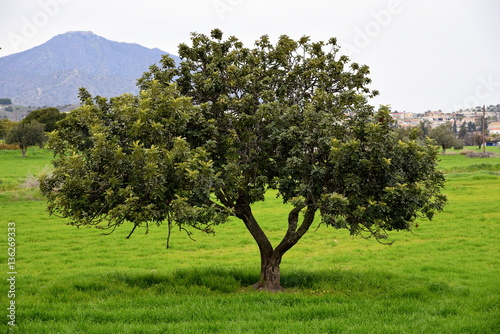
[465,151,496,158]
[453,139,465,150]
[0,142,19,150]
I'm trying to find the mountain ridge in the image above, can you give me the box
[0,31,178,106]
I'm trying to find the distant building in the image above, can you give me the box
[389,106,499,130]
[489,121,500,135]
[421,111,453,128]
[390,112,422,128]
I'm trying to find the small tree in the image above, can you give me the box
[40,31,446,291]
[6,120,46,157]
[22,107,66,133]
[458,122,467,139]
[419,120,432,139]
[429,124,458,154]
[467,121,476,133]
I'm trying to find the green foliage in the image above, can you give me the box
[458,122,467,139]
[41,86,230,238]
[0,98,12,105]
[138,30,444,240]
[0,118,15,139]
[419,120,432,138]
[322,108,446,240]
[22,107,66,132]
[42,30,447,289]
[394,126,422,141]
[453,139,465,150]
[5,120,46,157]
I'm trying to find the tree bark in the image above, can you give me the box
[253,253,284,291]
[235,196,317,291]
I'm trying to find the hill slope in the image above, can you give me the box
[0,31,178,106]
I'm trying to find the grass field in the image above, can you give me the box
[1,146,499,333]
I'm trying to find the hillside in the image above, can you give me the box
[0,31,179,106]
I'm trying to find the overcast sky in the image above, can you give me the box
[1,0,499,113]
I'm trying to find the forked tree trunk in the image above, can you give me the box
[234,198,317,292]
[253,253,284,291]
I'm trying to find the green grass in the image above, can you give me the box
[437,146,500,170]
[1,147,499,333]
[0,148,52,192]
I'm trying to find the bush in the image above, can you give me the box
[453,139,465,150]
[465,151,496,158]
[0,142,19,150]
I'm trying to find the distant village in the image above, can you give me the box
[390,104,500,137]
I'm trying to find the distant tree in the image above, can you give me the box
[418,120,432,139]
[5,120,46,157]
[477,117,488,134]
[453,139,465,150]
[464,132,474,146]
[474,132,484,150]
[467,121,476,133]
[458,122,467,139]
[0,98,12,105]
[40,30,447,291]
[22,107,66,132]
[429,124,458,154]
[0,119,15,139]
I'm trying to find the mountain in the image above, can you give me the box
[0,31,178,106]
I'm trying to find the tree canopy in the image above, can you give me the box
[22,107,66,133]
[0,98,12,105]
[0,119,15,139]
[40,30,447,291]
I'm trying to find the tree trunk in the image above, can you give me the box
[234,196,317,292]
[234,200,278,290]
[253,253,284,291]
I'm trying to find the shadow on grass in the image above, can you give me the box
[93,267,454,298]
[104,268,256,293]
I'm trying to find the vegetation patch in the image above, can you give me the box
[0,142,19,150]
[465,151,498,158]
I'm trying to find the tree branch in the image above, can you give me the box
[234,198,273,256]
[286,206,302,236]
[126,223,139,239]
[275,204,317,256]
